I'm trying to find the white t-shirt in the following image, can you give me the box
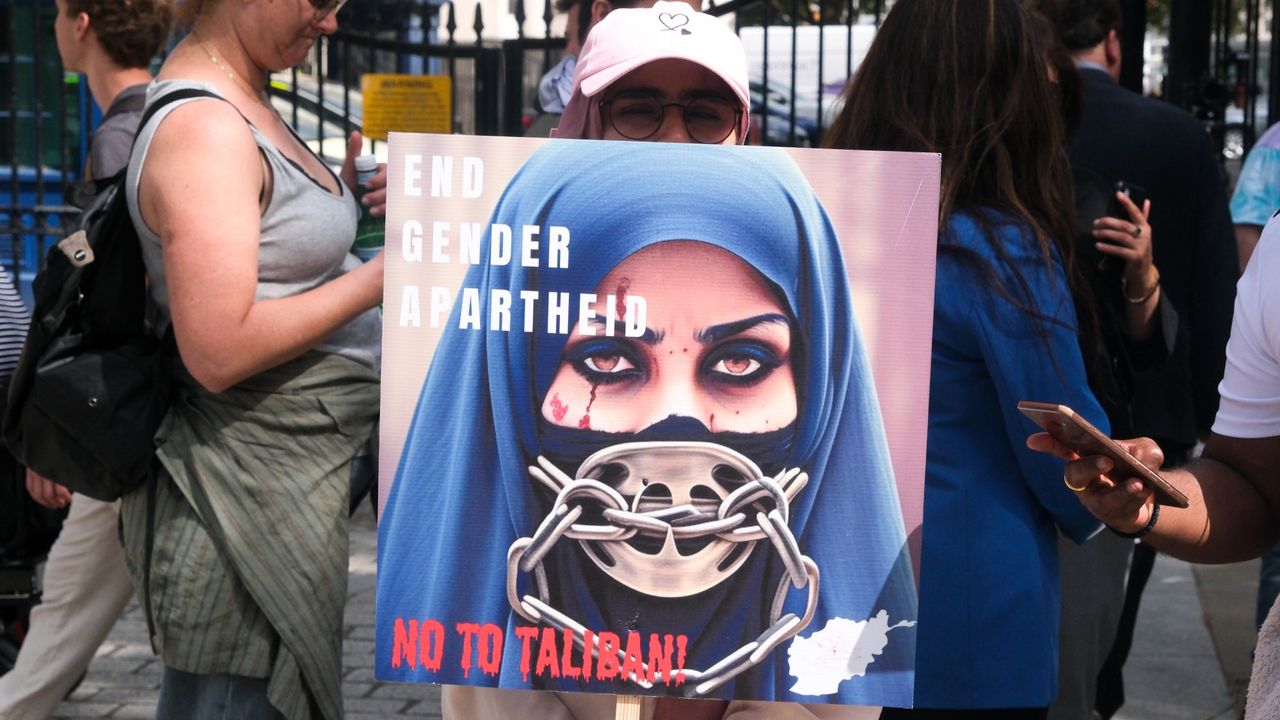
[1212,217,1280,438]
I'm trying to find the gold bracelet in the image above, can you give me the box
[1122,267,1160,304]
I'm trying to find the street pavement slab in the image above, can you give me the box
[50,503,442,720]
[46,511,1257,720]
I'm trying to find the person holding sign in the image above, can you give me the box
[113,0,387,718]
[825,0,1106,717]
[378,5,924,704]
[381,7,915,717]
[380,140,915,714]
[552,2,750,144]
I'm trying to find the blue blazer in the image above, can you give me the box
[912,210,1105,709]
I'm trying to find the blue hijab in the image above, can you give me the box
[376,141,917,705]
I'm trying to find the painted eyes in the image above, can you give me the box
[704,343,780,387]
[565,341,643,385]
[712,356,761,377]
[564,338,782,388]
[582,353,634,374]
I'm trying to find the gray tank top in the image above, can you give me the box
[126,79,381,373]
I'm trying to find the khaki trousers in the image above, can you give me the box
[0,494,134,720]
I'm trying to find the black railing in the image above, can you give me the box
[10,0,1277,295]
[273,0,886,152]
[1,0,88,299]
[2,0,886,291]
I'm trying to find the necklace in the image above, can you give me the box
[192,29,267,104]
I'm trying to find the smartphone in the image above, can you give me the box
[1108,180,1149,221]
[1018,400,1190,509]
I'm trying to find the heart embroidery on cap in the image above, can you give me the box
[659,12,692,34]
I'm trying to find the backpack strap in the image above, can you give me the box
[132,86,224,153]
[83,87,223,196]
[131,85,273,216]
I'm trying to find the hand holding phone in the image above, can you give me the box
[1018,400,1189,509]
[1107,181,1148,221]
[1093,184,1151,248]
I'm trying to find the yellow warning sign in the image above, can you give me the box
[361,74,452,140]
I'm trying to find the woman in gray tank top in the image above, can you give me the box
[114,0,384,717]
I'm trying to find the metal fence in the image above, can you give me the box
[286,0,849,150]
[2,0,1276,293]
[1,0,91,295]
[4,0,875,292]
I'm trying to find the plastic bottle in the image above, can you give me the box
[352,155,383,262]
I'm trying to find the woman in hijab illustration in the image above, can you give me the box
[376,140,917,706]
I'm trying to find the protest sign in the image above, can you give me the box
[375,135,939,707]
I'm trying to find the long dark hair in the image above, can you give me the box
[824,0,1101,378]
[1030,8,1085,139]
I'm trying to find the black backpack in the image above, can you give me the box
[1,88,213,502]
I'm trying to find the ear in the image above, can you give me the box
[73,11,90,41]
[590,0,611,26]
[1104,28,1122,73]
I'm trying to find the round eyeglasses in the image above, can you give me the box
[309,0,348,20]
[598,91,741,144]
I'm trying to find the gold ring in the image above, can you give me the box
[1064,475,1088,492]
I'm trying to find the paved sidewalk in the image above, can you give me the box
[1113,553,1253,720]
[50,504,442,719]
[46,512,1257,719]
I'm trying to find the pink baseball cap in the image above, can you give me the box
[553,1,750,143]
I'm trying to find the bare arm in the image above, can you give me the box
[1029,432,1280,564]
[1236,223,1263,274]
[139,102,382,393]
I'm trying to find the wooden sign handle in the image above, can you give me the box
[615,694,642,720]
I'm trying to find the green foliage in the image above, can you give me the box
[1147,0,1168,33]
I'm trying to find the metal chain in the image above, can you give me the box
[543,467,807,547]
[505,462,822,697]
[520,595,657,689]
